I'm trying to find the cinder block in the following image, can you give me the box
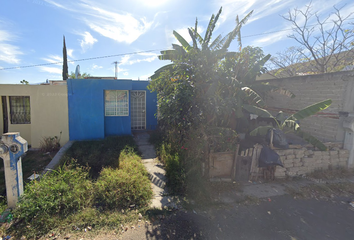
[322,156,330,161]
[293,162,303,167]
[320,163,329,169]
[313,151,323,156]
[321,151,330,156]
[276,150,286,156]
[294,150,305,155]
[339,153,350,158]
[303,162,315,167]
[338,161,348,167]
[304,150,314,156]
[293,158,301,163]
[284,162,294,168]
[329,151,339,156]
[329,157,340,163]
[284,149,294,155]
[339,150,349,155]
[339,158,348,163]
[275,167,286,173]
[286,155,296,160]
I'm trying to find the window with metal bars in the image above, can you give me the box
[9,96,31,124]
[105,90,129,116]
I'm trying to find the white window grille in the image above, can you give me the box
[105,90,129,116]
[9,96,31,124]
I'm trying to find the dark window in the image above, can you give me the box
[9,96,31,124]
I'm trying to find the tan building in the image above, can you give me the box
[0,84,69,148]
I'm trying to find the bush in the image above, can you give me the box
[158,142,185,194]
[14,161,94,234]
[64,136,138,178]
[39,136,61,152]
[95,150,152,209]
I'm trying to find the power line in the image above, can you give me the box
[1,17,353,71]
[0,49,167,71]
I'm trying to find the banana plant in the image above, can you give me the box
[242,99,332,151]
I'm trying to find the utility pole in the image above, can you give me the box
[112,61,120,79]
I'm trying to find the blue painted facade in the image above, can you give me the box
[67,79,157,141]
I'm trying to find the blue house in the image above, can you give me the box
[67,79,157,141]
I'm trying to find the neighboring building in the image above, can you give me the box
[67,79,157,141]
[0,84,69,148]
[0,78,158,146]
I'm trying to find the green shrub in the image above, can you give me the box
[119,148,148,176]
[14,162,94,229]
[158,142,185,194]
[39,135,61,152]
[64,136,138,178]
[95,150,152,209]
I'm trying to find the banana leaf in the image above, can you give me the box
[242,104,274,118]
[150,64,174,79]
[249,125,273,136]
[241,87,265,107]
[283,119,300,131]
[295,130,327,151]
[292,99,332,120]
[173,30,192,51]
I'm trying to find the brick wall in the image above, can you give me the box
[274,148,349,178]
[262,71,354,142]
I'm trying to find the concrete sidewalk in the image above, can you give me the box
[133,132,177,209]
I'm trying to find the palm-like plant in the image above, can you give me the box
[242,99,332,150]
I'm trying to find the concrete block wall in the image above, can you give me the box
[274,148,349,178]
[262,71,354,142]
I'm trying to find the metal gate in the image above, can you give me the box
[131,91,146,130]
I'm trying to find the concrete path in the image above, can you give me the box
[133,132,177,209]
[42,140,74,174]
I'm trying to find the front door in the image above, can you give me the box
[1,96,8,133]
[131,91,146,130]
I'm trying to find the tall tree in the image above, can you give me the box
[283,3,354,74]
[149,7,256,132]
[267,46,308,77]
[62,36,68,80]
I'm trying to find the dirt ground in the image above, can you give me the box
[118,194,354,240]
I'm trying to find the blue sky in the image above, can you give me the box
[0,0,353,84]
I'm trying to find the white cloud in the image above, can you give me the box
[46,0,154,44]
[67,48,74,58]
[251,0,354,47]
[0,29,23,64]
[123,72,129,76]
[216,0,295,24]
[42,55,62,65]
[44,0,69,10]
[39,66,62,74]
[120,55,131,65]
[92,64,103,69]
[0,43,23,64]
[79,31,97,52]
[250,30,289,47]
[119,52,158,66]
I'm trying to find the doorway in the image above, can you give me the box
[1,96,8,133]
[131,91,146,130]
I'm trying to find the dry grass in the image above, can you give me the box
[287,182,354,199]
[306,166,354,180]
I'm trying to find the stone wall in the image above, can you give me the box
[274,148,349,178]
[262,71,354,143]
